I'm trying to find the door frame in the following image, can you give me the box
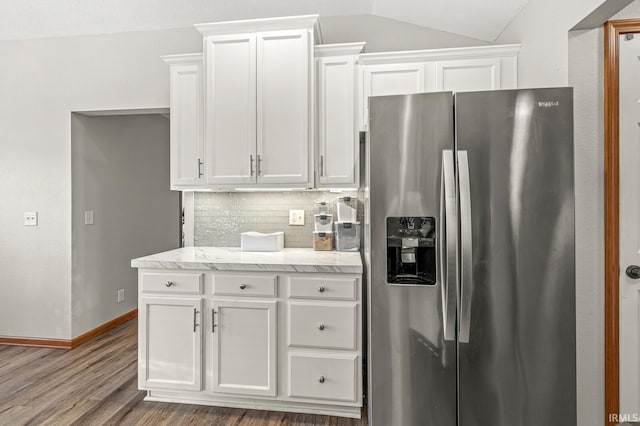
[604,18,640,426]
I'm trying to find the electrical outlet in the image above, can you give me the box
[117,289,125,303]
[289,209,305,226]
[24,211,38,226]
[84,210,94,225]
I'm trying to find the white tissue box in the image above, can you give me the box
[241,231,284,252]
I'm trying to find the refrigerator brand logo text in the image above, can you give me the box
[538,101,559,108]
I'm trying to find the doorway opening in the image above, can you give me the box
[70,109,180,340]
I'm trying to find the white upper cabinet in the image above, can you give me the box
[257,29,311,185]
[360,63,425,130]
[196,16,319,188]
[204,34,257,185]
[162,54,204,189]
[316,43,365,188]
[358,45,520,129]
[164,16,518,190]
[436,58,501,92]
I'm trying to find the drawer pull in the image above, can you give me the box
[318,286,325,293]
[165,281,174,287]
[318,323,325,331]
[319,376,325,384]
[239,284,247,290]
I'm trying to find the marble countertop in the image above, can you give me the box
[131,247,363,274]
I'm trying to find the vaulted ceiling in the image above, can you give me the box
[373,0,529,41]
[0,0,529,42]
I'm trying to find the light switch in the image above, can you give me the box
[24,211,38,226]
[84,210,94,225]
[289,209,305,226]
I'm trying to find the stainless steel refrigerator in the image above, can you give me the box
[365,88,575,426]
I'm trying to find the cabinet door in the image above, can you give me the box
[139,297,203,391]
[169,62,204,188]
[211,299,277,396]
[317,56,358,187]
[435,58,501,92]
[204,34,257,185]
[257,29,310,185]
[361,63,425,129]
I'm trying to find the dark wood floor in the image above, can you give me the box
[0,320,367,425]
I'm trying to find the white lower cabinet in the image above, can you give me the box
[138,270,362,418]
[210,299,277,396]
[139,296,203,391]
[288,302,357,350]
[288,352,359,402]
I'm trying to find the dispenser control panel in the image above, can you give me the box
[386,216,436,285]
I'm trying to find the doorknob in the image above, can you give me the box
[626,265,640,279]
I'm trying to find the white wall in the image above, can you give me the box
[496,0,606,87]
[569,27,606,426]
[0,28,202,340]
[568,1,640,424]
[0,0,372,41]
[320,14,488,52]
[71,114,180,338]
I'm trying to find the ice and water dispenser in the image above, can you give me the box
[386,217,437,285]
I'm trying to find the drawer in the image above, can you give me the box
[213,274,277,297]
[288,276,357,301]
[288,302,357,350]
[141,271,203,294]
[288,352,358,402]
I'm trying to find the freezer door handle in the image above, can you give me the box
[458,150,473,343]
[441,150,457,341]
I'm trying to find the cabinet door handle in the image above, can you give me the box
[318,286,325,293]
[320,155,325,177]
[257,155,262,176]
[212,309,217,333]
[166,281,174,287]
[318,323,325,331]
[239,284,247,290]
[193,308,200,333]
[319,376,325,384]
[250,155,255,176]
[197,158,204,178]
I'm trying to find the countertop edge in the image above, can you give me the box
[130,260,363,274]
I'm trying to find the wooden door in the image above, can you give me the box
[618,31,640,417]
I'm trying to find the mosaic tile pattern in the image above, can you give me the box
[194,190,363,248]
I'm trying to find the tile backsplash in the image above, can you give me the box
[194,191,363,248]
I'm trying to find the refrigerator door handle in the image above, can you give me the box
[441,150,457,341]
[458,150,473,343]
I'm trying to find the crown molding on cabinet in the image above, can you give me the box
[195,14,322,43]
[315,42,366,57]
[358,43,521,65]
[161,53,203,64]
